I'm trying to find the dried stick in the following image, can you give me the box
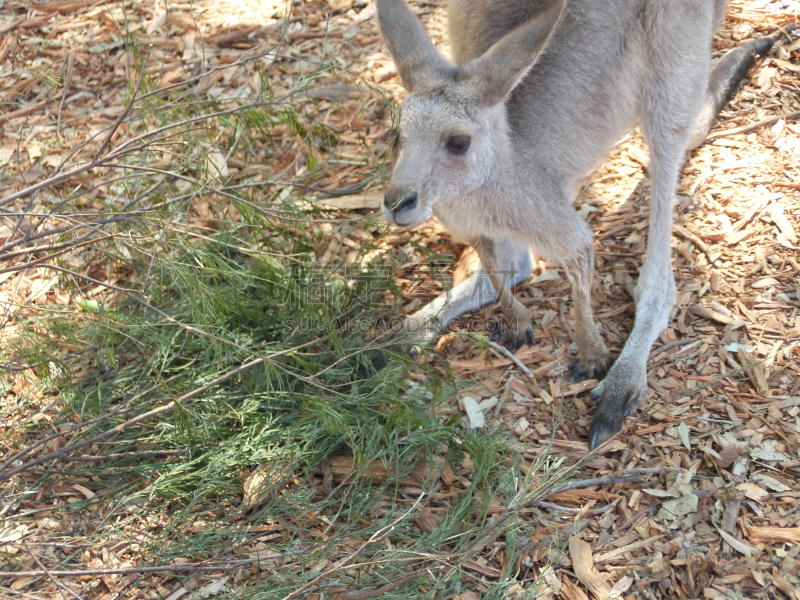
[92,46,151,163]
[552,474,646,492]
[56,48,76,142]
[0,235,114,276]
[59,448,188,462]
[707,109,800,140]
[673,223,719,263]
[487,340,534,379]
[0,553,303,578]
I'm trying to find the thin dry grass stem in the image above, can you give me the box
[22,541,81,600]
[281,493,427,600]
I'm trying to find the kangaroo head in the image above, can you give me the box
[377,0,563,228]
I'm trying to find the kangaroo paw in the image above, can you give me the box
[569,354,616,383]
[488,319,536,351]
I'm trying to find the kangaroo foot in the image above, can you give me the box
[486,318,536,351]
[569,354,616,383]
[588,360,646,449]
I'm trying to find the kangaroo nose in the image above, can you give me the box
[384,191,418,212]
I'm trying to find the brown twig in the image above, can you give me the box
[0,553,305,578]
[707,109,800,140]
[649,338,697,359]
[58,448,189,462]
[551,474,646,493]
[92,46,151,163]
[487,340,534,379]
[56,47,77,143]
[0,235,115,275]
[535,500,619,515]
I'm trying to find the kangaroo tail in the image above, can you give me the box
[688,36,774,150]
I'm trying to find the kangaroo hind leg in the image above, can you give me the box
[589,5,713,449]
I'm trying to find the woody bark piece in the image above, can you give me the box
[747,526,800,544]
[547,489,623,505]
[560,578,591,600]
[688,304,733,325]
[32,0,91,12]
[736,349,769,395]
[674,224,719,263]
[316,190,383,210]
[328,455,443,486]
[568,536,612,599]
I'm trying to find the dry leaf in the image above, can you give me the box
[463,395,485,429]
[751,277,779,289]
[414,507,441,533]
[464,559,501,577]
[736,482,768,502]
[242,462,292,509]
[548,489,623,505]
[751,474,790,492]
[717,527,758,557]
[327,455,443,486]
[73,483,95,499]
[315,189,383,210]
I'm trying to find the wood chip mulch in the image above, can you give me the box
[1,0,799,598]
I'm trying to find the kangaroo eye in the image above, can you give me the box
[446,135,470,154]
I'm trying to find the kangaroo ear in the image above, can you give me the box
[377,0,454,91]
[459,0,565,105]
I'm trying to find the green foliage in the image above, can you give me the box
[0,30,574,600]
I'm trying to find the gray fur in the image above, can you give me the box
[376,0,756,449]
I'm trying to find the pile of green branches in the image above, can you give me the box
[0,21,582,600]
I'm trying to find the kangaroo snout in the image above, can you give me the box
[383,188,420,224]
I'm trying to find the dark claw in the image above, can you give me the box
[526,329,536,346]
[569,362,592,383]
[588,409,625,450]
[589,416,622,450]
[570,355,617,384]
[368,342,408,374]
[589,387,640,449]
[569,358,597,384]
[490,330,505,344]
[590,386,602,400]
[486,319,500,335]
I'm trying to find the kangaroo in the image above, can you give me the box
[376,0,772,449]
